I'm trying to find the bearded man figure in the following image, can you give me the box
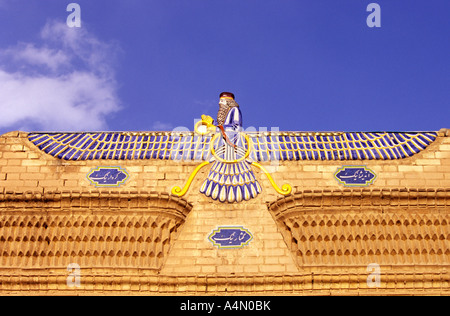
[215,92,244,161]
[200,92,262,203]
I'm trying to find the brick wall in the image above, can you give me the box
[0,129,448,295]
[1,130,449,193]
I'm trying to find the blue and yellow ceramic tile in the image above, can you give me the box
[334,166,377,187]
[208,226,253,249]
[28,131,437,162]
[27,130,437,202]
[87,166,130,187]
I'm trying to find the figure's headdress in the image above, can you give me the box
[219,92,235,100]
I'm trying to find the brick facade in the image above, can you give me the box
[0,129,449,295]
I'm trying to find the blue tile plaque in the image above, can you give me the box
[208,226,253,249]
[334,166,376,187]
[87,166,129,187]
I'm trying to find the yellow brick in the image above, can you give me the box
[2,166,27,173]
[124,166,142,173]
[165,173,182,180]
[200,266,216,273]
[316,165,340,173]
[424,179,442,186]
[158,166,182,172]
[64,180,79,187]
[60,173,81,180]
[303,165,317,172]
[244,265,259,273]
[20,173,46,180]
[259,265,284,273]
[27,152,40,159]
[383,165,398,172]
[10,144,25,152]
[217,265,242,274]
[435,152,450,159]
[414,159,441,165]
[386,179,400,186]
[424,173,444,179]
[143,166,157,172]
[263,240,279,248]
[170,265,201,274]
[398,166,423,172]
[39,166,57,173]
[420,152,435,159]
[0,180,24,187]
[26,166,40,173]
[3,152,27,159]
[299,172,323,179]
[38,180,64,187]
[21,160,45,166]
[62,166,81,173]
[264,257,279,265]
[294,180,316,187]
[5,173,20,180]
[440,165,450,172]
[6,159,22,166]
[195,257,217,265]
[23,180,38,187]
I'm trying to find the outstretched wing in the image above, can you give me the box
[28,132,213,161]
[28,131,438,161]
[247,131,438,161]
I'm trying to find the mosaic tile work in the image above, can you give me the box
[28,131,437,161]
[87,166,129,187]
[28,133,212,161]
[208,226,253,249]
[334,166,377,187]
[199,160,262,203]
[249,132,438,161]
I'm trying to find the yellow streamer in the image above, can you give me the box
[171,161,210,197]
[251,162,292,196]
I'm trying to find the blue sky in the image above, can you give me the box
[0,0,448,135]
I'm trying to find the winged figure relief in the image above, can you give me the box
[27,92,438,203]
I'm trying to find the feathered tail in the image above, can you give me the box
[200,160,262,203]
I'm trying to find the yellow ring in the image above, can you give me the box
[195,120,212,136]
[210,132,252,163]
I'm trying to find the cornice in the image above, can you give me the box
[0,190,193,219]
[268,188,450,219]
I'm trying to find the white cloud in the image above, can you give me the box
[0,20,121,132]
[1,43,70,72]
[0,70,119,131]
